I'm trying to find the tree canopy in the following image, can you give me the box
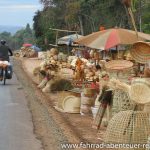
[33,0,149,49]
[0,24,35,50]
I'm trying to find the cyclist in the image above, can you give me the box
[0,40,13,80]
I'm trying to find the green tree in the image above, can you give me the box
[33,0,150,49]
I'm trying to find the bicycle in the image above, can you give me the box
[0,64,8,85]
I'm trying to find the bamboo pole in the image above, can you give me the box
[128,8,139,38]
[49,28,79,33]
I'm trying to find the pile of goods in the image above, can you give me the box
[14,46,38,58]
[20,46,37,58]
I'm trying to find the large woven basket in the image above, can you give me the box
[104,110,150,149]
[105,60,133,71]
[129,78,150,104]
[130,41,150,64]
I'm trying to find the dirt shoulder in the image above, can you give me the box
[13,58,104,150]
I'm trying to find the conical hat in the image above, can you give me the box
[129,78,150,104]
[130,41,150,64]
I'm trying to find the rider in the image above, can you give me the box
[0,40,13,79]
[0,40,13,61]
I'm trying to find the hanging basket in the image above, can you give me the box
[130,41,150,64]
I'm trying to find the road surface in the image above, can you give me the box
[0,73,43,150]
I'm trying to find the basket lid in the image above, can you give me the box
[130,41,150,64]
[105,60,133,71]
[129,78,150,104]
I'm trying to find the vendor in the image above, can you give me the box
[92,73,113,130]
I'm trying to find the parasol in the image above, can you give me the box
[57,34,84,45]
[75,28,150,50]
[23,43,32,47]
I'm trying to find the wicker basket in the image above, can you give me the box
[83,88,96,97]
[62,96,81,113]
[104,110,150,149]
[129,78,150,104]
[130,41,150,64]
[105,60,133,71]
[81,92,95,105]
[112,89,136,114]
[80,92,95,115]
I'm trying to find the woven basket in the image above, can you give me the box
[104,110,150,149]
[112,89,136,113]
[105,60,133,71]
[62,96,81,113]
[130,41,150,64]
[83,88,96,97]
[129,78,150,104]
[81,92,95,106]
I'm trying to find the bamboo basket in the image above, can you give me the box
[104,110,150,150]
[130,41,150,64]
[112,89,136,114]
[105,60,133,71]
[129,78,150,104]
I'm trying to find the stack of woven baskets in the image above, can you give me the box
[103,78,150,149]
[105,60,133,81]
[80,88,96,115]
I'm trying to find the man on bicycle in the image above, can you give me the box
[0,40,13,61]
[0,40,13,80]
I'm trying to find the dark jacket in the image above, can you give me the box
[0,45,13,61]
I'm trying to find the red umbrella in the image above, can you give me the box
[75,28,150,50]
[23,43,32,47]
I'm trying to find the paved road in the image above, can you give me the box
[0,73,43,150]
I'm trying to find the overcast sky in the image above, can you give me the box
[0,0,42,27]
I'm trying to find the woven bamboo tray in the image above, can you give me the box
[105,60,133,71]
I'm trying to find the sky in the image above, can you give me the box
[0,0,42,27]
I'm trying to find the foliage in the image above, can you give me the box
[0,24,35,50]
[33,0,150,49]
[50,79,73,92]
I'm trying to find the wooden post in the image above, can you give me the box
[55,30,58,45]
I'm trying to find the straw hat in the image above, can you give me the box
[62,96,81,113]
[130,41,150,64]
[129,78,150,104]
[105,60,133,71]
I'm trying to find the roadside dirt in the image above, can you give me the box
[13,58,105,150]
